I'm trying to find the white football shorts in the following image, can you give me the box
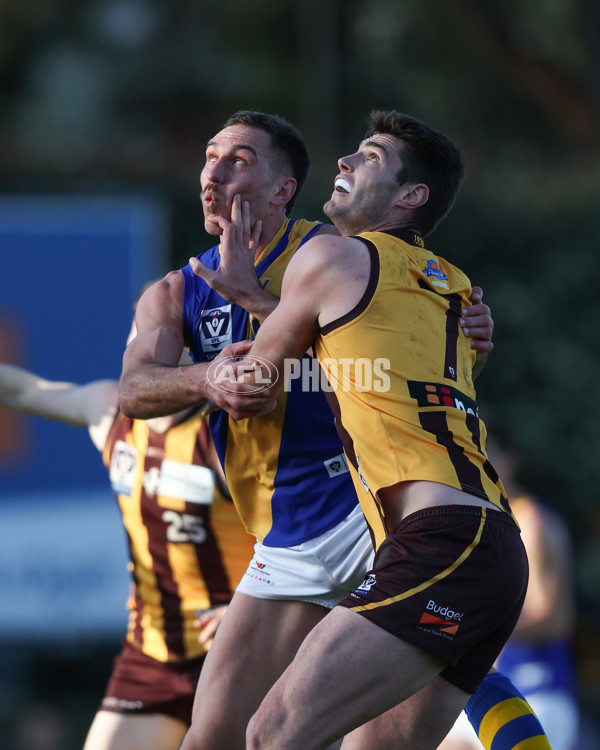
[235,503,374,609]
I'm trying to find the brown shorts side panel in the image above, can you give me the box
[101,641,205,724]
[338,505,528,693]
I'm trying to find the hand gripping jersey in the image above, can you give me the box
[314,228,511,550]
[182,218,360,547]
[102,409,254,662]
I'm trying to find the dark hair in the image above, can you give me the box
[223,110,310,214]
[366,110,466,236]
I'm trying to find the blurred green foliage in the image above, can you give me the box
[0,0,599,527]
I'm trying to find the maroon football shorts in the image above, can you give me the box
[101,641,205,724]
[338,504,528,693]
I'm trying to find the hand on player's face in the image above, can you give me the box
[188,195,263,304]
[200,125,277,234]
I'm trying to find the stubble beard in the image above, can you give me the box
[324,183,398,236]
[323,199,358,236]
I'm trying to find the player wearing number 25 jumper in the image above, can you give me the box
[0,330,254,750]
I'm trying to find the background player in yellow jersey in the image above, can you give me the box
[222,110,533,749]
[0,318,254,750]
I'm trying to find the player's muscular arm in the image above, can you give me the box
[118,273,270,419]
[119,272,212,418]
[249,235,361,365]
[225,236,367,420]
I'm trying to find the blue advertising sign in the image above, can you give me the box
[0,194,168,495]
[0,194,168,635]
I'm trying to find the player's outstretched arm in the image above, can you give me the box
[0,362,118,450]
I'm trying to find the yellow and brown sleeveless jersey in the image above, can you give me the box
[315,228,510,550]
[102,409,254,662]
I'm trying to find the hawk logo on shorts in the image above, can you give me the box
[200,305,232,360]
[352,574,377,599]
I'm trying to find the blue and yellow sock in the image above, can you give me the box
[465,672,551,749]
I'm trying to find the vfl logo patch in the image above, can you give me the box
[422,259,449,289]
[352,574,377,599]
[200,305,232,359]
[408,381,478,416]
[324,453,349,478]
[109,440,138,495]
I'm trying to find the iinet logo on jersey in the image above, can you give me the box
[417,600,464,638]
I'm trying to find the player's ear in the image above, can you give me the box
[397,183,429,209]
[272,177,297,207]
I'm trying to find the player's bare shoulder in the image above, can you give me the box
[314,223,341,237]
[286,233,372,328]
[294,231,368,271]
[136,270,185,330]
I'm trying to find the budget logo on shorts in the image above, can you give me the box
[206,355,279,394]
[417,599,463,639]
[352,574,377,599]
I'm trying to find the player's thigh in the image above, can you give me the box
[248,607,451,750]
[188,591,328,742]
[83,710,187,750]
[341,677,471,750]
[195,590,328,697]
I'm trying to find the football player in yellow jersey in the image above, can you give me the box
[119,111,505,750]
[222,111,541,749]
[120,112,551,750]
[0,319,254,750]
